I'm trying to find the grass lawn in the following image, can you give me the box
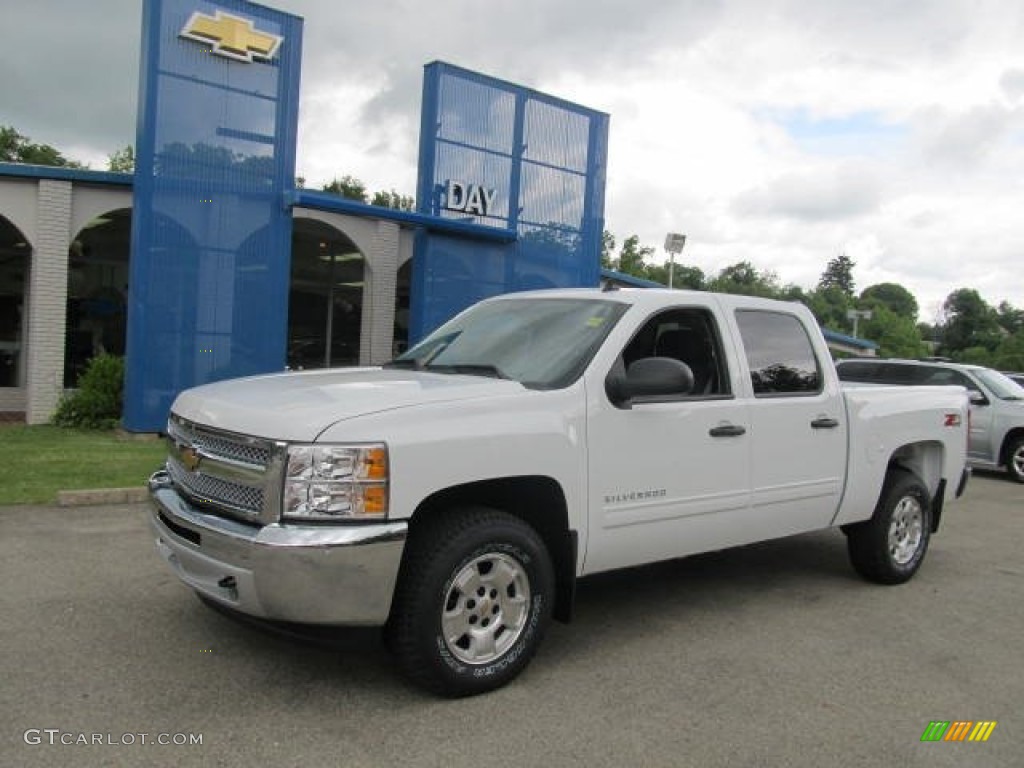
[0,425,166,505]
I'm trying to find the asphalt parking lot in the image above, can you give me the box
[1,473,1021,768]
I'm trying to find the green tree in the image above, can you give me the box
[370,189,415,211]
[600,230,616,270]
[817,253,856,296]
[860,305,928,359]
[610,235,655,278]
[1,125,84,167]
[995,301,1024,336]
[992,331,1024,371]
[645,261,704,290]
[938,288,1002,358]
[708,261,781,298]
[322,174,368,202]
[672,264,706,290]
[805,286,854,332]
[860,282,918,321]
[107,145,134,173]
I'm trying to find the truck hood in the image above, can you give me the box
[170,367,525,441]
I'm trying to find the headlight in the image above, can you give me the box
[283,444,388,521]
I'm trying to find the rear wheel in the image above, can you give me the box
[386,507,554,697]
[847,468,931,584]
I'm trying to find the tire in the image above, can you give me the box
[386,507,554,697]
[847,468,931,585]
[1005,437,1024,484]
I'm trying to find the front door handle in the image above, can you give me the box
[709,424,746,437]
[811,417,840,429]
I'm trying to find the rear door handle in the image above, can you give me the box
[811,417,840,429]
[709,425,746,437]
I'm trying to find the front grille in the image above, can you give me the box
[167,458,265,517]
[168,418,272,467]
[166,415,276,519]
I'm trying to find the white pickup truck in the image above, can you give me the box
[148,288,970,696]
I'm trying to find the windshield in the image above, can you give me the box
[974,368,1024,400]
[388,297,628,389]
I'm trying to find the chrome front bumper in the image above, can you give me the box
[148,471,408,626]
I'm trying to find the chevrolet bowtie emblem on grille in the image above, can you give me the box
[178,443,202,473]
[179,10,283,63]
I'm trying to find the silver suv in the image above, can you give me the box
[836,358,1024,483]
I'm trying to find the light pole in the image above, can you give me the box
[664,233,686,289]
[846,308,873,338]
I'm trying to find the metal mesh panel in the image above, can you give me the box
[519,163,586,229]
[125,0,303,431]
[524,99,590,172]
[433,143,513,226]
[412,63,609,341]
[167,418,272,467]
[167,457,264,517]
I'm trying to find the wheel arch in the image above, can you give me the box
[407,476,576,622]
[886,440,944,531]
[999,427,1024,467]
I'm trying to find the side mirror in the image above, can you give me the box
[606,357,694,408]
[968,390,988,406]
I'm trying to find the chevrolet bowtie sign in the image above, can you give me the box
[179,10,283,63]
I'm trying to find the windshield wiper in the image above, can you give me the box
[425,363,509,380]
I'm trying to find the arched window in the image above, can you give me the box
[289,218,365,369]
[394,259,412,356]
[66,208,130,386]
[0,215,30,388]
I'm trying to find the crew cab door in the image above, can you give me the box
[584,301,752,575]
[731,308,847,533]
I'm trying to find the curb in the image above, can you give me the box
[56,487,149,507]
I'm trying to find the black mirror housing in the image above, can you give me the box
[606,357,694,408]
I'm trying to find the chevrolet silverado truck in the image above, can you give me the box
[148,288,970,696]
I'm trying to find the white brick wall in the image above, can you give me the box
[0,387,26,413]
[26,180,71,424]
[359,220,400,365]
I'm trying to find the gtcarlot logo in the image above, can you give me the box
[920,721,997,743]
[23,729,203,746]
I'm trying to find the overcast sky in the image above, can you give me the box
[4,0,1024,319]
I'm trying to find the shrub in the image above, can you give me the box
[53,354,125,429]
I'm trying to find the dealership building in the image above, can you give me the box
[0,0,610,431]
[0,0,876,429]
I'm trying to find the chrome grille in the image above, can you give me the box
[167,458,264,516]
[168,417,272,467]
[166,415,276,519]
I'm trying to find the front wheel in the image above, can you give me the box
[847,468,931,585]
[1005,436,1024,483]
[386,507,554,697]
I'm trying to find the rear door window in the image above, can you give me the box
[735,310,822,396]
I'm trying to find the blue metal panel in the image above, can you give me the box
[124,0,302,431]
[411,62,609,341]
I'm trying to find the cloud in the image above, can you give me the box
[914,103,1023,169]
[732,167,882,221]
[5,0,1024,314]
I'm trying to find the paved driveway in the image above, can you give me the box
[2,474,1021,767]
